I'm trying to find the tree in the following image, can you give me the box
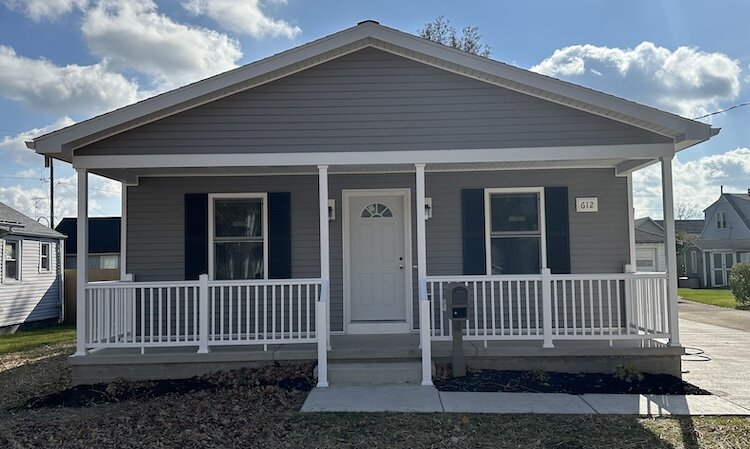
[418,17,491,57]
[675,202,700,220]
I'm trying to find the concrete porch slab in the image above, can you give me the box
[440,392,595,414]
[301,385,443,412]
[580,394,750,416]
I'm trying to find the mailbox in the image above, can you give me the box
[447,283,468,320]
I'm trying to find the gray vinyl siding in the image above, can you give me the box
[0,236,62,328]
[126,168,628,332]
[78,48,669,157]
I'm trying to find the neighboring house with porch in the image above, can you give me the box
[27,22,717,386]
[683,191,750,287]
[0,202,65,333]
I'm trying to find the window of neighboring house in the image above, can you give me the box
[39,242,51,272]
[87,254,120,270]
[717,211,727,229]
[3,240,20,282]
[741,253,750,264]
[690,251,698,273]
[485,188,545,275]
[210,194,267,280]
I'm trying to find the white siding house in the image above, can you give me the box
[0,202,65,333]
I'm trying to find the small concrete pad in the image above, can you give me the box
[440,392,595,414]
[581,394,750,416]
[301,385,443,413]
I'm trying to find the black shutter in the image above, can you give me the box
[268,192,292,279]
[545,186,571,274]
[462,189,486,275]
[184,193,208,280]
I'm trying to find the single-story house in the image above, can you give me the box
[0,202,65,334]
[683,191,750,287]
[634,217,704,273]
[55,217,121,272]
[27,21,717,386]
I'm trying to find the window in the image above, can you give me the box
[741,253,750,264]
[40,242,51,272]
[690,251,698,273]
[361,203,393,218]
[87,254,119,270]
[209,194,267,280]
[485,188,545,274]
[3,240,20,282]
[717,211,727,229]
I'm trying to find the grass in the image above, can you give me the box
[678,288,748,309]
[0,325,75,355]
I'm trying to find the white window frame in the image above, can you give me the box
[716,211,727,229]
[208,192,269,281]
[484,187,547,275]
[39,241,51,272]
[3,238,21,283]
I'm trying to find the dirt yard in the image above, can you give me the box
[1,328,749,449]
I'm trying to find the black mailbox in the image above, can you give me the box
[448,284,468,320]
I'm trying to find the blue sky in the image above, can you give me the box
[1,0,749,224]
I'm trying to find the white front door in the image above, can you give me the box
[345,191,410,332]
[712,252,735,287]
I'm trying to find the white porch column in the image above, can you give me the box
[74,169,88,356]
[660,156,681,347]
[317,165,330,388]
[120,182,127,280]
[415,163,432,386]
[626,173,636,268]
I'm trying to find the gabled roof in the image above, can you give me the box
[27,21,717,162]
[654,219,705,236]
[0,202,64,239]
[635,228,664,244]
[724,194,750,231]
[55,217,121,255]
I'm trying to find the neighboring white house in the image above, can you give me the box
[683,191,750,287]
[27,21,718,386]
[634,217,704,274]
[0,202,65,333]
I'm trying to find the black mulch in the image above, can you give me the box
[25,362,315,409]
[434,368,711,395]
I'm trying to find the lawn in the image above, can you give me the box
[679,288,746,309]
[1,327,749,448]
[0,324,75,355]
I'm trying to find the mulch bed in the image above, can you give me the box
[434,367,710,395]
[25,362,316,409]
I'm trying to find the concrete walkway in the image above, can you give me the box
[678,299,750,332]
[301,385,750,415]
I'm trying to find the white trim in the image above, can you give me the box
[484,187,547,275]
[75,168,88,356]
[72,144,674,170]
[342,188,413,334]
[2,238,21,283]
[39,241,52,273]
[627,174,636,268]
[120,183,127,280]
[207,193,269,281]
[660,156,680,347]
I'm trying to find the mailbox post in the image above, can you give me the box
[447,283,468,377]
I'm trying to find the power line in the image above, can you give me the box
[693,100,750,120]
[56,182,110,217]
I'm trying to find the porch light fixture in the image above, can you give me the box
[424,197,432,220]
[328,199,335,221]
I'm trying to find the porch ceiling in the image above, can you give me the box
[96,158,646,185]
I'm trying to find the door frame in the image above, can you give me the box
[342,188,413,334]
[710,251,735,287]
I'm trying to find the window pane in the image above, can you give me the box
[725,253,734,268]
[714,270,724,286]
[41,244,49,257]
[491,193,539,233]
[5,261,18,280]
[5,242,16,260]
[713,253,723,267]
[100,255,118,270]
[491,237,540,274]
[215,242,263,280]
[215,199,262,238]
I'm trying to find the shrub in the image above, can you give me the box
[613,365,644,383]
[729,263,750,306]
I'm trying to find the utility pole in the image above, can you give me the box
[45,156,54,228]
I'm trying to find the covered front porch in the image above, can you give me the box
[71,157,684,387]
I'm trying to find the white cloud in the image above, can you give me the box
[0,172,121,224]
[531,42,741,118]
[182,0,300,39]
[0,45,140,115]
[633,148,750,219]
[0,117,76,165]
[81,0,243,90]
[2,0,87,21]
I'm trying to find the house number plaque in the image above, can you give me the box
[575,197,598,212]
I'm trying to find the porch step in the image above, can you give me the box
[314,361,434,385]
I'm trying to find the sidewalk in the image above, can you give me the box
[301,385,750,415]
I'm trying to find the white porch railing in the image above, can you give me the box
[426,272,670,344]
[83,277,322,351]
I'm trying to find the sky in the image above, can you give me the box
[0,0,749,225]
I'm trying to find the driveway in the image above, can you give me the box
[679,300,750,410]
